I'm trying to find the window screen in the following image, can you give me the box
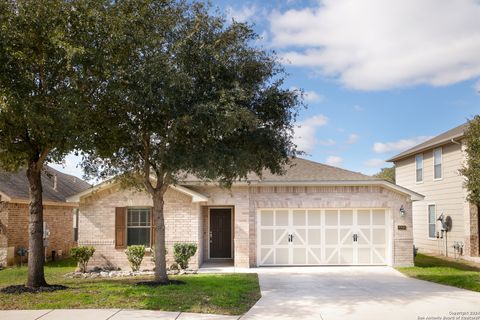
[416,154,423,182]
[434,148,442,179]
[127,208,151,246]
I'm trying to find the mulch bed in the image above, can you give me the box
[0,284,68,294]
[135,279,185,286]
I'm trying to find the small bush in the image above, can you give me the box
[70,246,95,273]
[173,243,197,270]
[125,245,146,271]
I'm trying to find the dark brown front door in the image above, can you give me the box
[209,208,232,258]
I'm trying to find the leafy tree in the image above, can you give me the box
[460,115,480,210]
[83,0,301,283]
[0,0,110,287]
[374,166,395,183]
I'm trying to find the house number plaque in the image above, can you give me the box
[397,225,407,230]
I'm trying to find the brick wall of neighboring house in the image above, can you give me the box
[78,186,200,270]
[193,185,414,268]
[4,202,75,265]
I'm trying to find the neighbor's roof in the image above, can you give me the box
[387,122,467,163]
[0,166,91,203]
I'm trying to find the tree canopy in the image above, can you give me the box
[83,0,302,282]
[373,166,395,183]
[0,0,110,287]
[460,115,480,205]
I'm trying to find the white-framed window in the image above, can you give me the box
[415,154,423,182]
[428,204,436,238]
[127,208,151,247]
[433,148,442,180]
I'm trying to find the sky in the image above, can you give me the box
[50,0,480,180]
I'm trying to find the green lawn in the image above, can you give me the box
[0,259,260,315]
[397,253,480,292]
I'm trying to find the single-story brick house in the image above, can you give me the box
[0,167,91,266]
[68,158,423,270]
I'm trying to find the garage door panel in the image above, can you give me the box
[258,209,389,266]
[261,249,274,265]
[358,228,371,245]
[340,248,354,264]
[307,229,321,245]
[325,229,339,245]
[294,229,306,244]
[325,248,338,264]
[358,248,371,264]
[325,210,338,225]
[293,248,307,264]
[276,248,289,264]
[307,210,322,225]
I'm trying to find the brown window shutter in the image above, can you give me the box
[115,207,127,249]
[150,208,156,248]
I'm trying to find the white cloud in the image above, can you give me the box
[293,115,328,152]
[353,105,363,112]
[326,156,343,166]
[363,158,386,168]
[373,136,433,153]
[226,5,256,23]
[304,90,324,102]
[270,0,480,90]
[347,133,359,144]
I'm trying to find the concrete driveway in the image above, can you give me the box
[242,266,480,320]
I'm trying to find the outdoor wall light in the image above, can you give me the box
[399,205,406,217]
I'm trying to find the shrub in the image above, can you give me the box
[125,245,146,271]
[173,243,197,270]
[70,246,95,273]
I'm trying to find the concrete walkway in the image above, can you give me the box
[0,309,240,320]
[242,266,480,320]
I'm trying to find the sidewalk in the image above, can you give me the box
[0,309,241,320]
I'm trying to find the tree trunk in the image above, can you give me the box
[26,161,47,287]
[152,188,168,283]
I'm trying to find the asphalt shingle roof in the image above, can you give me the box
[387,122,467,162]
[182,157,378,183]
[0,166,91,203]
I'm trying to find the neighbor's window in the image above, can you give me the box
[433,148,442,179]
[127,208,151,246]
[415,154,423,182]
[428,204,436,238]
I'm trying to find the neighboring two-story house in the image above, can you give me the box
[389,123,479,260]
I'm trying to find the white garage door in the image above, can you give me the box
[258,208,389,266]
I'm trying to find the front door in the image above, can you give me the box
[209,208,232,258]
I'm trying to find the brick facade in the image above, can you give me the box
[78,186,200,270]
[78,183,415,270]
[0,202,76,266]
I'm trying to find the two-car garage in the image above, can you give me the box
[257,208,391,266]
